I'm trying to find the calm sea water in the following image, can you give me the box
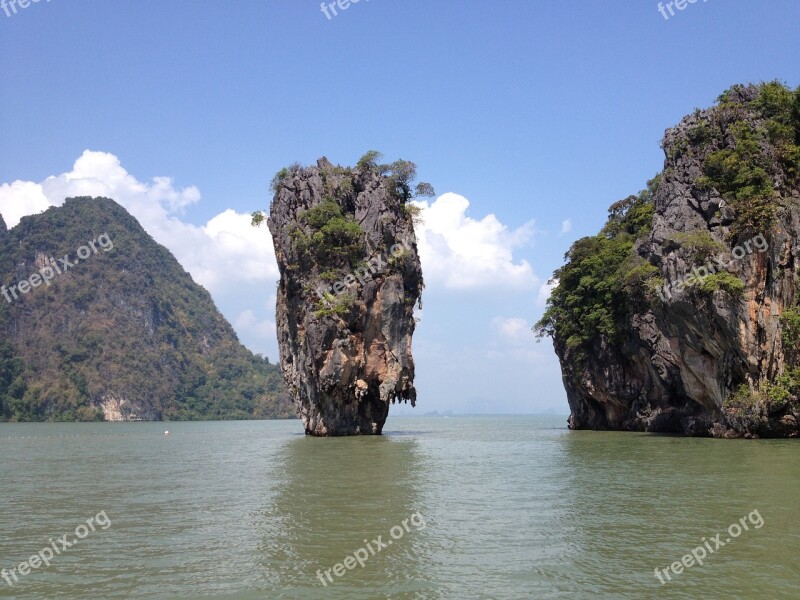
[1,416,798,599]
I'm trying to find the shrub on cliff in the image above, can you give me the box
[535,177,659,356]
[698,272,745,296]
[696,81,800,238]
[292,201,366,268]
[356,150,435,202]
[269,162,303,194]
[667,230,726,263]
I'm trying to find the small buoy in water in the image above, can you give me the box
[164,431,170,436]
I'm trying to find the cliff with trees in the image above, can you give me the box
[260,152,430,435]
[536,82,800,438]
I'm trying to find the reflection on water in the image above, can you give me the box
[255,435,436,598]
[0,417,798,599]
[555,431,800,598]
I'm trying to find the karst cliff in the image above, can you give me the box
[265,153,429,436]
[537,82,800,438]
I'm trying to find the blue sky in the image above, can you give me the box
[1,0,798,415]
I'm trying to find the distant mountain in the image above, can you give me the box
[0,197,293,422]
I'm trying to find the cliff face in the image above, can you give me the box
[0,197,292,421]
[538,82,800,438]
[267,155,426,436]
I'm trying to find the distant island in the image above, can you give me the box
[0,197,293,422]
[536,81,800,438]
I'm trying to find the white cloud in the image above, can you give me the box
[0,153,564,409]
[491,316,530,341]
[537,279,558,306]
[0,150,279,295]
[412,193,538,290]
[560,218,572,235]
[0,180,52,227]
[0,154,539,324]
[488,316,543,363]
[234,309,277,339]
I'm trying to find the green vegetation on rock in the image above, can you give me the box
[534,177,660,357]
[0,197,293,422]
[356,150,436,202]
[533,82,800,436]
[667,230,726,262]
[780,304,800,362]
[697,271,745,296]
[302,202,365,266]
[255,151,431,293]
[269,162,303,194]
[537,82,800,369]
[697,81,800,238]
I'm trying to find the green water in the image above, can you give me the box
[0,416,798,599]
